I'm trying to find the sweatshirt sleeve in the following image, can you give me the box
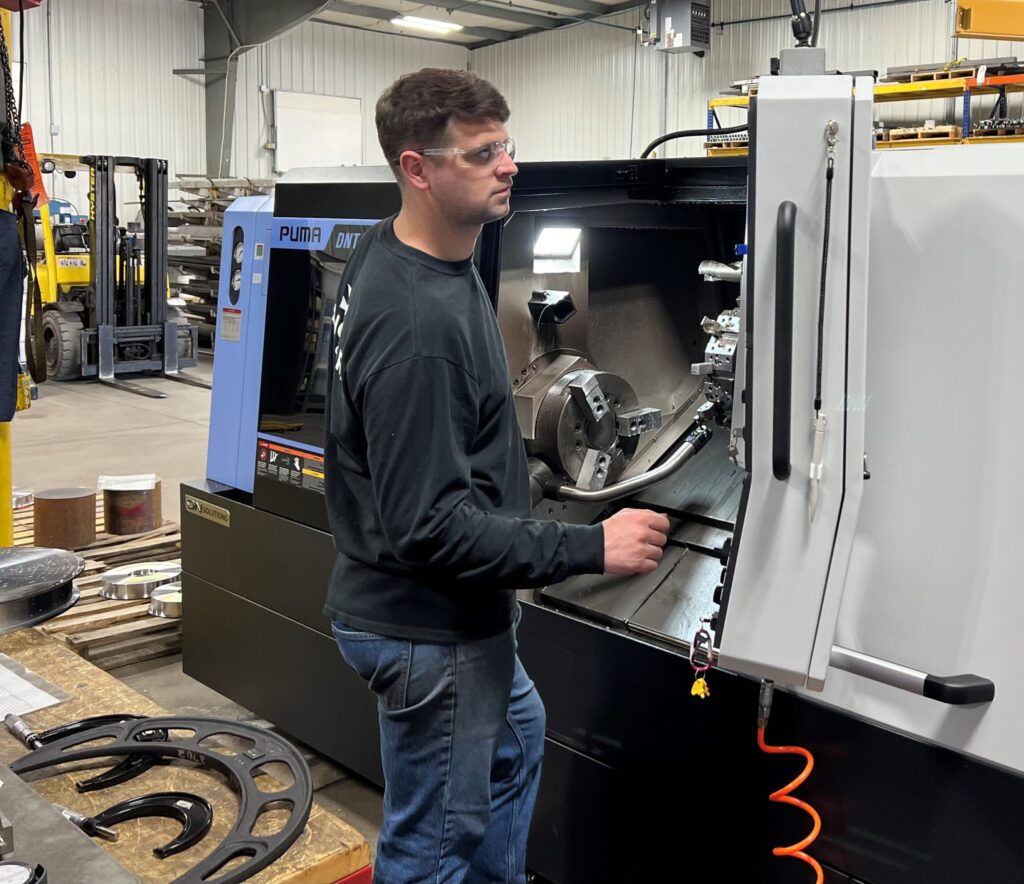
[358,354,605,587]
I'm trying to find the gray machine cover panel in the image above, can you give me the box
[718,75,869,685]
[813,142,1024,773]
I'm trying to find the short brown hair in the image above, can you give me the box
[376,68,509,168]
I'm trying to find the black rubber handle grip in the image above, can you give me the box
[922,673,995,705]
[773,201,797,481]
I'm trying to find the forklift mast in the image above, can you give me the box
[70,155,199,398]
[87,157,167,330]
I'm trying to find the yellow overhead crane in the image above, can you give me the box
[955,0,1024,40]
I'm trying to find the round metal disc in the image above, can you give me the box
[0,863,38,884]
[0,547,84,600]
[149,583,183,619]
[0,548,80,633]
[100,562,181,600]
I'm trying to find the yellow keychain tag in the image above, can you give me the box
[689,626,713,700]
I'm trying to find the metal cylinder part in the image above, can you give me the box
[148,583,183,619]
[103,483,162,535]
[698,260,743,282]
[100,562,181,600]
[4,714,41,750]
[33,488,96,549]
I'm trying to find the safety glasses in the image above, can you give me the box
[410,138,516,167]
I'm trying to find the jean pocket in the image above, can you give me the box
[333,627,411,711]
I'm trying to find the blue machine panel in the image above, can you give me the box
[205,159,403,526]
[251,215,379,529]
[207,209,380,500]
[206,195,274,493]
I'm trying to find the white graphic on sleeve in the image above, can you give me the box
[333,283,351,377]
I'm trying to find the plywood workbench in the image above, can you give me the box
[0,628,371,883]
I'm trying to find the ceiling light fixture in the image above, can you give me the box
[390,15,464,34]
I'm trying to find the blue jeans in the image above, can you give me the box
[332,611,545,884]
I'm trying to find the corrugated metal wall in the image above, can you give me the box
[16,0,1024,194]
[231,21,468,178]
[17,0,205,218]
[467,11,662,161]
[472,0,1024,161]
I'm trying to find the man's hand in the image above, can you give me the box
[601,508,671,575]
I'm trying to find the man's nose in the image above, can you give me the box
[496,152,518,177]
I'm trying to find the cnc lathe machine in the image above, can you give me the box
[183,75,1023,883]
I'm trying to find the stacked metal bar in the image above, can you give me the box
[167,177,274,347]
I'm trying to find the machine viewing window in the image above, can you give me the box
[497,198,746,650]
[257,247,344,453]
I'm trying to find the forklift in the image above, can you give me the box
[34,155,201,398]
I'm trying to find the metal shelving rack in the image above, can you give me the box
[705,73,1024,155]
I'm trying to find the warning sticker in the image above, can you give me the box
[221,307,242,342]
[256,440,325,494]
[57,257,88,268]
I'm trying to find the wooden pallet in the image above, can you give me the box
[877,137,962,149]
[704,139,749,150]
[910,67,977,82]
[972,126,1024,137]
[14,500,183,670]
[706,146,750,158]
[889,125,962,141]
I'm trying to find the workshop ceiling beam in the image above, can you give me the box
[329,0,564,30]
[464,0,646,47]
[529,0,611,15]
[327,2,511,42]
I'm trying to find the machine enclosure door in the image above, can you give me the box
[718,76,872,688]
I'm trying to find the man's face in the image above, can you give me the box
[414,119,518,226]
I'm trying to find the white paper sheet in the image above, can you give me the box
[0,661,61,717]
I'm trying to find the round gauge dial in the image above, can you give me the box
[231,269,242,292]
[233,242,245,264]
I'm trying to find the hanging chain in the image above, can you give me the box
[0,13,24,165]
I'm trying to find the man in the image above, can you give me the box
[324,68,670,883]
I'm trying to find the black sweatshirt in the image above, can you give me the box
[322,218,605,641]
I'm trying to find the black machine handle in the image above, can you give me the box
[773,201,797,481]
[923,673,996,705]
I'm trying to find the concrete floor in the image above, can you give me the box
[10,361,385,860]
[12,358,214,524]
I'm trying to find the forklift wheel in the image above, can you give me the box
[42,309,83,381]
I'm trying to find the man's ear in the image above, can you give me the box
[397,151,430,192]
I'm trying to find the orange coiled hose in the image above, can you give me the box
[757,726,824,884]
